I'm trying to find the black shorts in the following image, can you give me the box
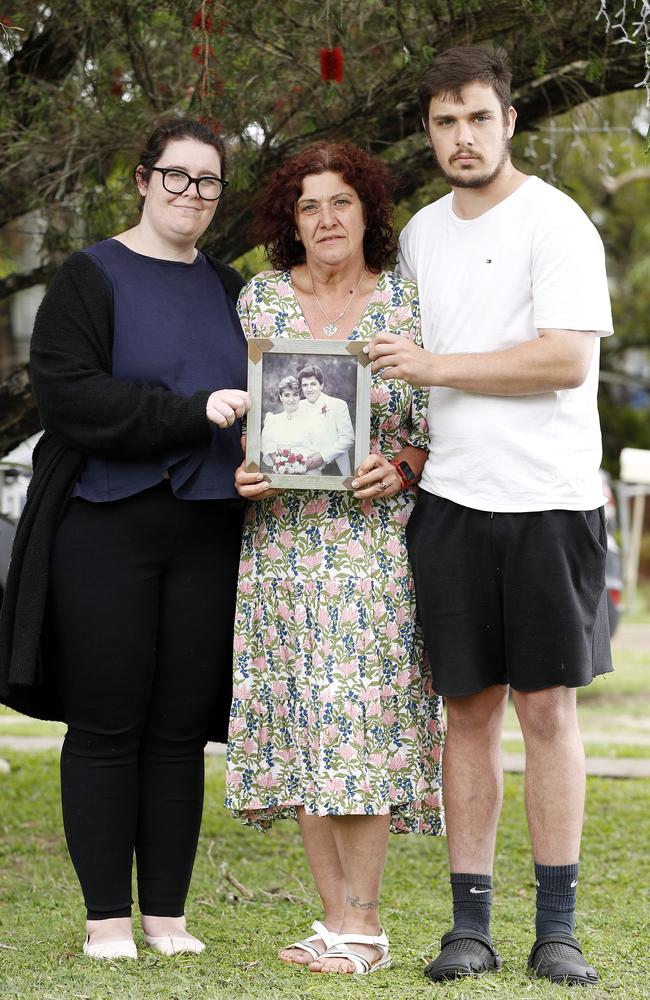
[406,491,613,697]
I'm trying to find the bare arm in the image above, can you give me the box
[367,328,596,395]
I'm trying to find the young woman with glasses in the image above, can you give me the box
[0,117,250,959]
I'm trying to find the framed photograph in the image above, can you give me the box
[245,339,371,491]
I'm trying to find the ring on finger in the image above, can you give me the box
[379,481,387,491]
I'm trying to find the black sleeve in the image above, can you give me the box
[29,252,213,459]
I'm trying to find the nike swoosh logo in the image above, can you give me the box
[469,887,491,894]
[570,879,578,887]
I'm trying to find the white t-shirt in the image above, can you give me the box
[398,176,614,512]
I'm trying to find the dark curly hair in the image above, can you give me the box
[250,142,396,273]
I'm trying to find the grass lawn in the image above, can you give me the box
[0,753,649,1000]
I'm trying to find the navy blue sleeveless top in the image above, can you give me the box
[73,239,246,501]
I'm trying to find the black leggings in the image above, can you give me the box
[48,482,243,919]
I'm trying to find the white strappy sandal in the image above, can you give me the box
[316,928,391,975]
[279,920,336,964]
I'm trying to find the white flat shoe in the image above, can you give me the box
[142,932,205,956]
[83,936,137,960]
[141,917,204,956]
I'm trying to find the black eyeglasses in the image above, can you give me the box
[150,167,228,201]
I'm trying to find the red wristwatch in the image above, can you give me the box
[390,459,416,491]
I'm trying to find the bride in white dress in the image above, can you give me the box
[261,375,320,473]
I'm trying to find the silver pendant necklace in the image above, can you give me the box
[307,265,364,337]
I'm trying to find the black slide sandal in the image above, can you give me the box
[528,934,598,985]
[424,929,502,981]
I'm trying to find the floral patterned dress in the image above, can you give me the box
[225,270,445,835]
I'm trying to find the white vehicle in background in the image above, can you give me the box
[600,470,623,636]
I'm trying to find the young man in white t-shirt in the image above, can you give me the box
[368,46,613,986]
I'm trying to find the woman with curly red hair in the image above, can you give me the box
[225,143,445,975]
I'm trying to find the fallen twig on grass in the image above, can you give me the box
[219,863,309,904]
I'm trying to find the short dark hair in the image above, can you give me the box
[418,46,512,125]
[134,116,226,207]
[277,375,300,398]
[298,365,324,386]
[249,142,396,273]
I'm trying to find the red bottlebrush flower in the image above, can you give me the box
[320,47,343,83]
[192,43,213,62]
[274,97,286,112]
[213,77,224,97]
[191,9,214,32]
[0,15,13,26]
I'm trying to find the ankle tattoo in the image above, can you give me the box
[346,894,379,910]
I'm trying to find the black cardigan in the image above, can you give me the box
[0,249,245,735]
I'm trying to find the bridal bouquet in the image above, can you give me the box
[272,449,307,474]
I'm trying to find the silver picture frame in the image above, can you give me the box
[245,339,372,491]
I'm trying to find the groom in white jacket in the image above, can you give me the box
[298,365,354,475]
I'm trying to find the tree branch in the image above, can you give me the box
[0,267,51,302]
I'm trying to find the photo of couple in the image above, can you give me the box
[260,361,355,476]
